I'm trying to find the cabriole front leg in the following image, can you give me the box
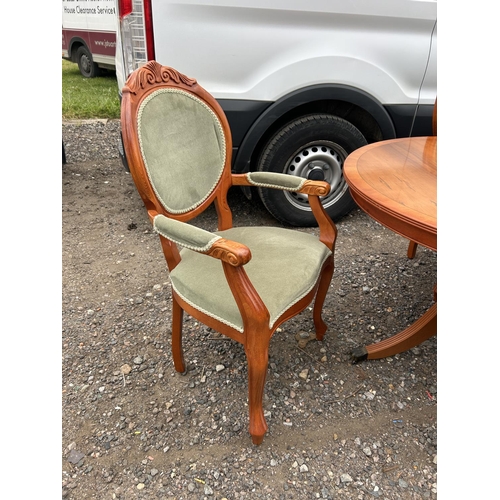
[313,256,334,341]
[221,262,270,444]
[245,336,269,445]
[171,294,186,374]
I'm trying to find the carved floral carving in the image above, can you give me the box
[301,180,330,197]
[123,61,197,94]
[209,247,240,266]
[208,239,251,266]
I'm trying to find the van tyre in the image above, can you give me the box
[257,114,367,226]
[76,46,100,78]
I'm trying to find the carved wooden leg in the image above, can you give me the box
[313,257,334,341]
[407,240,418,259]
[171,295,186,374]
[352,303,437,362]
[245,334,269,445]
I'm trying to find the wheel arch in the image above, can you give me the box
[232,84,396,174]
[68,37,88,62]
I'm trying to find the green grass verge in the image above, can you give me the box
[62,59,121,120]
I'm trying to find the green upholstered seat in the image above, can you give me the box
[169,226,332,332]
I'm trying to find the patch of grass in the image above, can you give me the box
[62,59,121,119]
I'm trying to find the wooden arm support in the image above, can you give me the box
[232,173,337,250]
[205,238,252,266]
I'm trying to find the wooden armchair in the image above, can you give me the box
[120,61,337,445]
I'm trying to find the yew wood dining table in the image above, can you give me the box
[343,136,437,362]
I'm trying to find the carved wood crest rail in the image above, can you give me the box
[122,61,197,95]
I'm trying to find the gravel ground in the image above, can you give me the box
[62,119,438,499]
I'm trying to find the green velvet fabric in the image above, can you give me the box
[153,214,221,252]
[169,226,332,332]
[247,171,306,191]
[138,89,226,214]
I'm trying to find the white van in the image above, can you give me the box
[115,0,437,226]
[62,0,117,77]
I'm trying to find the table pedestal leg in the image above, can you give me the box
[351,302,437,363]
[407,240,418,259]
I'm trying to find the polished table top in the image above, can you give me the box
[344,136,436,251]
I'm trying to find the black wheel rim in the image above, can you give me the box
[80,54,91,75]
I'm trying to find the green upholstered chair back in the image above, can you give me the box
[137,88,227,214]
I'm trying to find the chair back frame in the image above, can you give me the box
[121,61,235,232]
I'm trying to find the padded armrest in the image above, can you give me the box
[153,214,251,266]
[239,172,330,196]
[246,172,305,191]
[154,214,221,252]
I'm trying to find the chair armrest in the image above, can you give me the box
[232,172,330,196]
[153,214,251,266]
[232,172,336,250]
